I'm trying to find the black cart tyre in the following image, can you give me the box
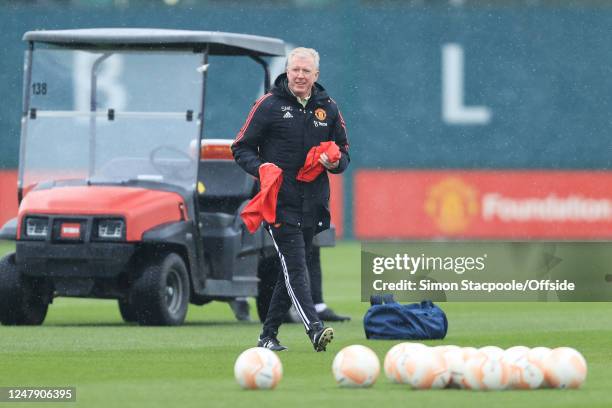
[131,252,190,326]
[118,298,138,323]
[0,253,49,326]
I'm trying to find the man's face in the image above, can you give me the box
[286,54,319,99]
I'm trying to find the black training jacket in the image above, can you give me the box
[231,73,350,233]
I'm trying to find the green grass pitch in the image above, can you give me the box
[0,240,611,407]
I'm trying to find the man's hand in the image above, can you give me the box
[319,152,339,170]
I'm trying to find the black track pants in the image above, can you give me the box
[262,223,320,335]
[308,246,323,305]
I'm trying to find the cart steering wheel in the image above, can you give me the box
[149,145,195,181]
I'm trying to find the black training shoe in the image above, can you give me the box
[309,326,334,352]
[257,336,288,352]
[318,307,351,322]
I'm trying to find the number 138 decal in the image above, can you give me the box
[32,82,47,95]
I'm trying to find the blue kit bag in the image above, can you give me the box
[363,294,448,340]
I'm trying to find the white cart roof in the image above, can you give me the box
[23,28,286,56]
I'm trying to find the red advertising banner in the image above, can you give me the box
[0,170,17,228]
[355,170,612,239]
[328,174,344,238]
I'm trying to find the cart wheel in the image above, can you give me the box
[256,256,280,323]
[0,253,49,326]
[118,298,137,323]
[131,252,190,326]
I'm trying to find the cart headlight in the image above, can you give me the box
[96,219,124,240]
[25,217,49,239]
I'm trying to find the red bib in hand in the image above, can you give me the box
[241,163,283,233]
[296,141,341,182]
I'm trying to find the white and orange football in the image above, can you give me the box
[503,347,544,390]
[384,342,426,383]
[333,345,381,388]
[435,345,465,388]
[543,347,587,389]
[396,346,450,389]
[462,351,511,391]
[234,347,283,390]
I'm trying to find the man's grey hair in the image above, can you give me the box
[286,47,320,70]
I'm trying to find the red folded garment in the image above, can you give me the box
[296,141,341,182]
[241,163,283,233]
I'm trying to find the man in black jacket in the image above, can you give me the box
[232,47,350,352]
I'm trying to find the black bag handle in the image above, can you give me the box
[383,294,396,304]
[370,294,397,305]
